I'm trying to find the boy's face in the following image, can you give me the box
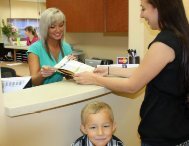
[81,109,116,146]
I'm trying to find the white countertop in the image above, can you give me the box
[4,45,29,50]
[3,80,110,117]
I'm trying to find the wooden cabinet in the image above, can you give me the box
[46,0,128,32]
[105,0,128,32]
[46,0,104,32]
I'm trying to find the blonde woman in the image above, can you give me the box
[27,8,75,85]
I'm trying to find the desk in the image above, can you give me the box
[2,80,143,146]
[1,61,29,76]
[4,45,29,50]
[4,45,29,62]
[4,80,111,117]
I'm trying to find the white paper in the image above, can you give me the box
[1,76,31,93]
[54,56,94,73]
[54,56,69,68]
[61,60,94,73]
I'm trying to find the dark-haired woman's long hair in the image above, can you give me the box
[148,0,189,103]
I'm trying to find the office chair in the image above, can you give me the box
[1,67,16,78]
[0,43,6,60]
[0,43,13,61]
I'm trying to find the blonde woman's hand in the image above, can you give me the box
[67,54,77,61]
[40,65,56,77]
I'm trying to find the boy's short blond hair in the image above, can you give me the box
[81,101,114,125]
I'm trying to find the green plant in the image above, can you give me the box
[1,19,18,38]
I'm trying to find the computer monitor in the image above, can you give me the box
[0,43,7,59]
[85,59,102,68]
[0,43,13,61]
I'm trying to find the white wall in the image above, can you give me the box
[0,0,11,42]
[0,0,11,19]
[10,0,45,18]
[66,33,128,63]
[128,0,145,58]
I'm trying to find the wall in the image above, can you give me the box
[66,33,128,63]
[128,0,145,58]
[0,0,11,42]
[0,0,11,20]
[10,0,46,18]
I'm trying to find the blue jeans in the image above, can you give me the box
[141,141,189,146]
[141,143,152,146]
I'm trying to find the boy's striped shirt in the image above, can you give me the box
[72,135,125,146]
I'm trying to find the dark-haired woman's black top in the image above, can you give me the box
[138,30,189,146]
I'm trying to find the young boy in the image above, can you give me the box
[72,101,125,146]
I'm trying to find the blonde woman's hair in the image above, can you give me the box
[39,7,66,59]
[81,101,114,125]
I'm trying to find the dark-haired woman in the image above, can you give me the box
[74,0,189,145]
[24,26,39,46]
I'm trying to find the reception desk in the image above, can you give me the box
[4,45,29,50]
[2,80,144,146]
[4,80,110,117]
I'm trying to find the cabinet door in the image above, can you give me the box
[46,0,104,32]
[105,0,128,32]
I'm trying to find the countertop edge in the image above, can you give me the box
[4,81,110,117]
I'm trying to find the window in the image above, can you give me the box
[8,18,39,39]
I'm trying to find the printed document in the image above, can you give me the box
[2,76,31,93]
[54,56,94,77]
